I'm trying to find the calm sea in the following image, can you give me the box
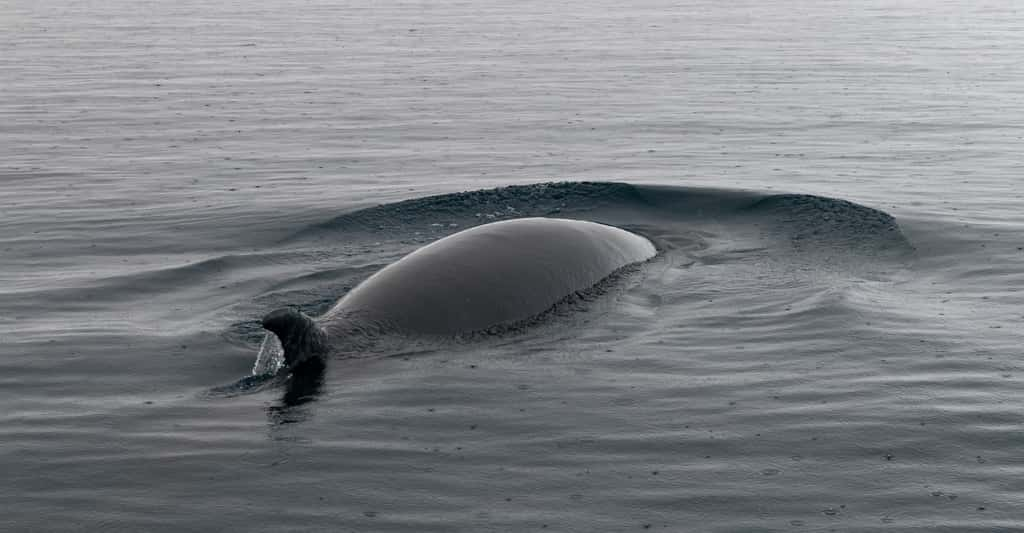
[3,1,1023,531]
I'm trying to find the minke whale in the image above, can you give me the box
[261,217,657,371]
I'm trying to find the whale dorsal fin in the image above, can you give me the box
[261,307,328,369]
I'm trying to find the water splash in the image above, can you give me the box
[252,332,284,376]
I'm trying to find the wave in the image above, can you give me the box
[288,181,912,256]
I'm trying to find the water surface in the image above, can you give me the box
[3,1,1024,531]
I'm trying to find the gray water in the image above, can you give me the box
[3,1,1024,531]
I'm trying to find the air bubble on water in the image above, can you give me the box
[252,332,284,376]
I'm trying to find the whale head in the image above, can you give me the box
[261,307,329,370]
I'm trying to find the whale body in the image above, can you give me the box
[261,217,657,369]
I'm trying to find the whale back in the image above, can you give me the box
[324,217,656,335]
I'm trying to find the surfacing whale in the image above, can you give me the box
[261,217,657,370]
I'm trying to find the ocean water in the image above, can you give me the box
[3,0,1024,531]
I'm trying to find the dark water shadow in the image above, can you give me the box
[206,356,326,425]
[206,371,286,397]
[265,357,327,425]
[279,358,326,407]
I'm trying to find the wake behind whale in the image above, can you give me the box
[226,181,912,405]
